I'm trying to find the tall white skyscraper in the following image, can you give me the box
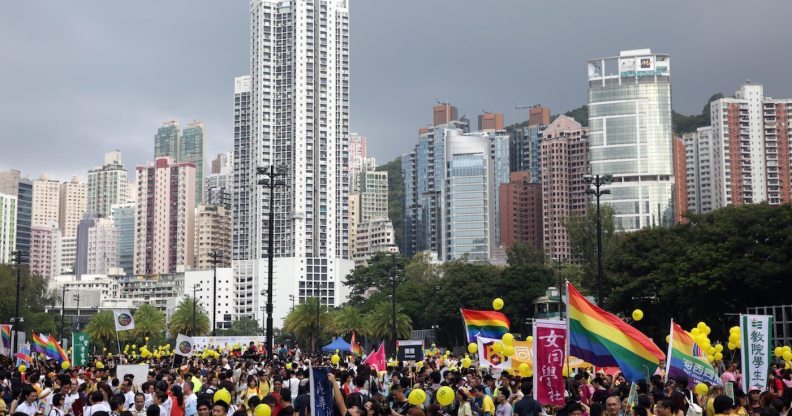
[234,0,352,325]
[87,151,130,218]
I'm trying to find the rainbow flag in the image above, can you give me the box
[47,335,69,363]
[31,332,49,355]
[665,321,721,388]
[1,324,11,350]
[566,283,665,381]
[461,309,510,342]
[350,331,362,356]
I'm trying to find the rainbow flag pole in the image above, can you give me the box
[460,309,511,343]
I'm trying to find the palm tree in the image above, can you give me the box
[364,301,412,340]
[85,311,116,350]
[282,297,333,352]
[332,306,367,337]
[169,298,211,336]
[133,304,165,339]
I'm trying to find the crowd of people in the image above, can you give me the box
[0,343,789,416]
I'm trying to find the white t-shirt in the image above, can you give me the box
[124,392,136,409]
[16,401,39,416]
[85,401,112,416]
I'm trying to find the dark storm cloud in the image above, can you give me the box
[2,0,791,179]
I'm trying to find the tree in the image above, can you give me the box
[85,311,116,350]
[363,301,412,340]
[506,242,545,266]
[565,204,618,294]
[564,105,589,126]
[217,317,261,336]
[343,253,405,305]
[282,297,333,352]
[332,306,366,337]
[673,93,724,134]
[169,298,210,336]
[0,265,56,334]
[133,304,165,339]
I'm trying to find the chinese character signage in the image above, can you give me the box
[309,366,333,416]
[740,314,772,393]
[72,332,90,366]
[396,340,424,362]
[533,319,566,406]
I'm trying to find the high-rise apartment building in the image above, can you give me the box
[75,214,117,277]
[499,172,543,251]
[352,219,398,266]
[194,204,232,270]
[155,120,180,159]
[478,112,504,131]
[540,115,590,260]
[87,151,130,218]
[348,164,396,264]
[59,176,86,237]
[509,105,550,181]
[32,175,61,228]
[180,121,206,205]
[673,137,688,223]
[111,203,135,275]
[709,83,792,206]
[133,157,196,275]
[434,103,458,126]
[235,0,354,325]
[529,106,551,127]
[29,225,57,279]
[682,127,718,214]
[0,171,32,255]
[348,133,367,178]
[55,235,76,275]
[0,194,17,263]
[211,152,233,175]
[232,75,252,262]
[588,48,674,231]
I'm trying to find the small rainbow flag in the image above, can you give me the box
[46,335,69,363]
[461,309,510,342]
[31,333,49,355]
[665,321,721,388]
[1,324,11,350]
[350,331,362,356]
[567,282,665,381]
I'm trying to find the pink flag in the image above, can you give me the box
[533,319,567,406]
[362,342,386,372]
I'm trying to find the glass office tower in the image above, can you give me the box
[587,48,674,231]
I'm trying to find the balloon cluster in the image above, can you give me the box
[727,326,742,351]
[773,346,792,363]
[687,322,725,363]
[200,348,221,359]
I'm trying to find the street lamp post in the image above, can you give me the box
[60,285,69,341]
[11,250,28,355]
[73,294,81,331]
[208,251,223,335]
[552,257,562,318]
[256,165,287,357]
[584,174,611,306]
[191,284,199,336]
[388,254,401,354]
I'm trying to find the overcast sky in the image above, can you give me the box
[2,0,792,181]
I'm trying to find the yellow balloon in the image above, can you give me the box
[18,364,26,373]
[436,386,454,406]
[61,361,71,369]
[730,326,740,334]
[408,389,426,406]
[468,343,478,354]
[492,298,504,311]
[492,342,503,354]
[254,404,271,416]
[526,336,534,344]
[715,344,724,353]
[703,326,711,335]
[562,366,569,377]
[696,322,707,332]
[665,335,671,344]
[331,354,340,365]
[783,351,792,362]
[714,352,723,361]
[695,383,708,396]
[502,333,514,346]
[461,356,472,369]
[691,328,701,336]
[518,363,530,377]
[502,345,515,357]
[214,388,232,405]
[707,355,715,362]
[102,347,107,352]
[145,337,150,342]
[526,368,534,377]
[784,346,791,353]
[632,309,643,321]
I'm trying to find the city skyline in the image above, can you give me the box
[3,1,792,180]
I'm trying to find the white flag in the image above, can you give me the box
[113,310,135,332]
[175,334,195,357]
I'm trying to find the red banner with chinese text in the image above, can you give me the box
[533,319,567,406]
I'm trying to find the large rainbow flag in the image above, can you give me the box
[461,309,510,342]
[46,335,69,363]
[350,331,362,356]
[665,321,721,388]
[566,283,665,381]
[31,332,49,355]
